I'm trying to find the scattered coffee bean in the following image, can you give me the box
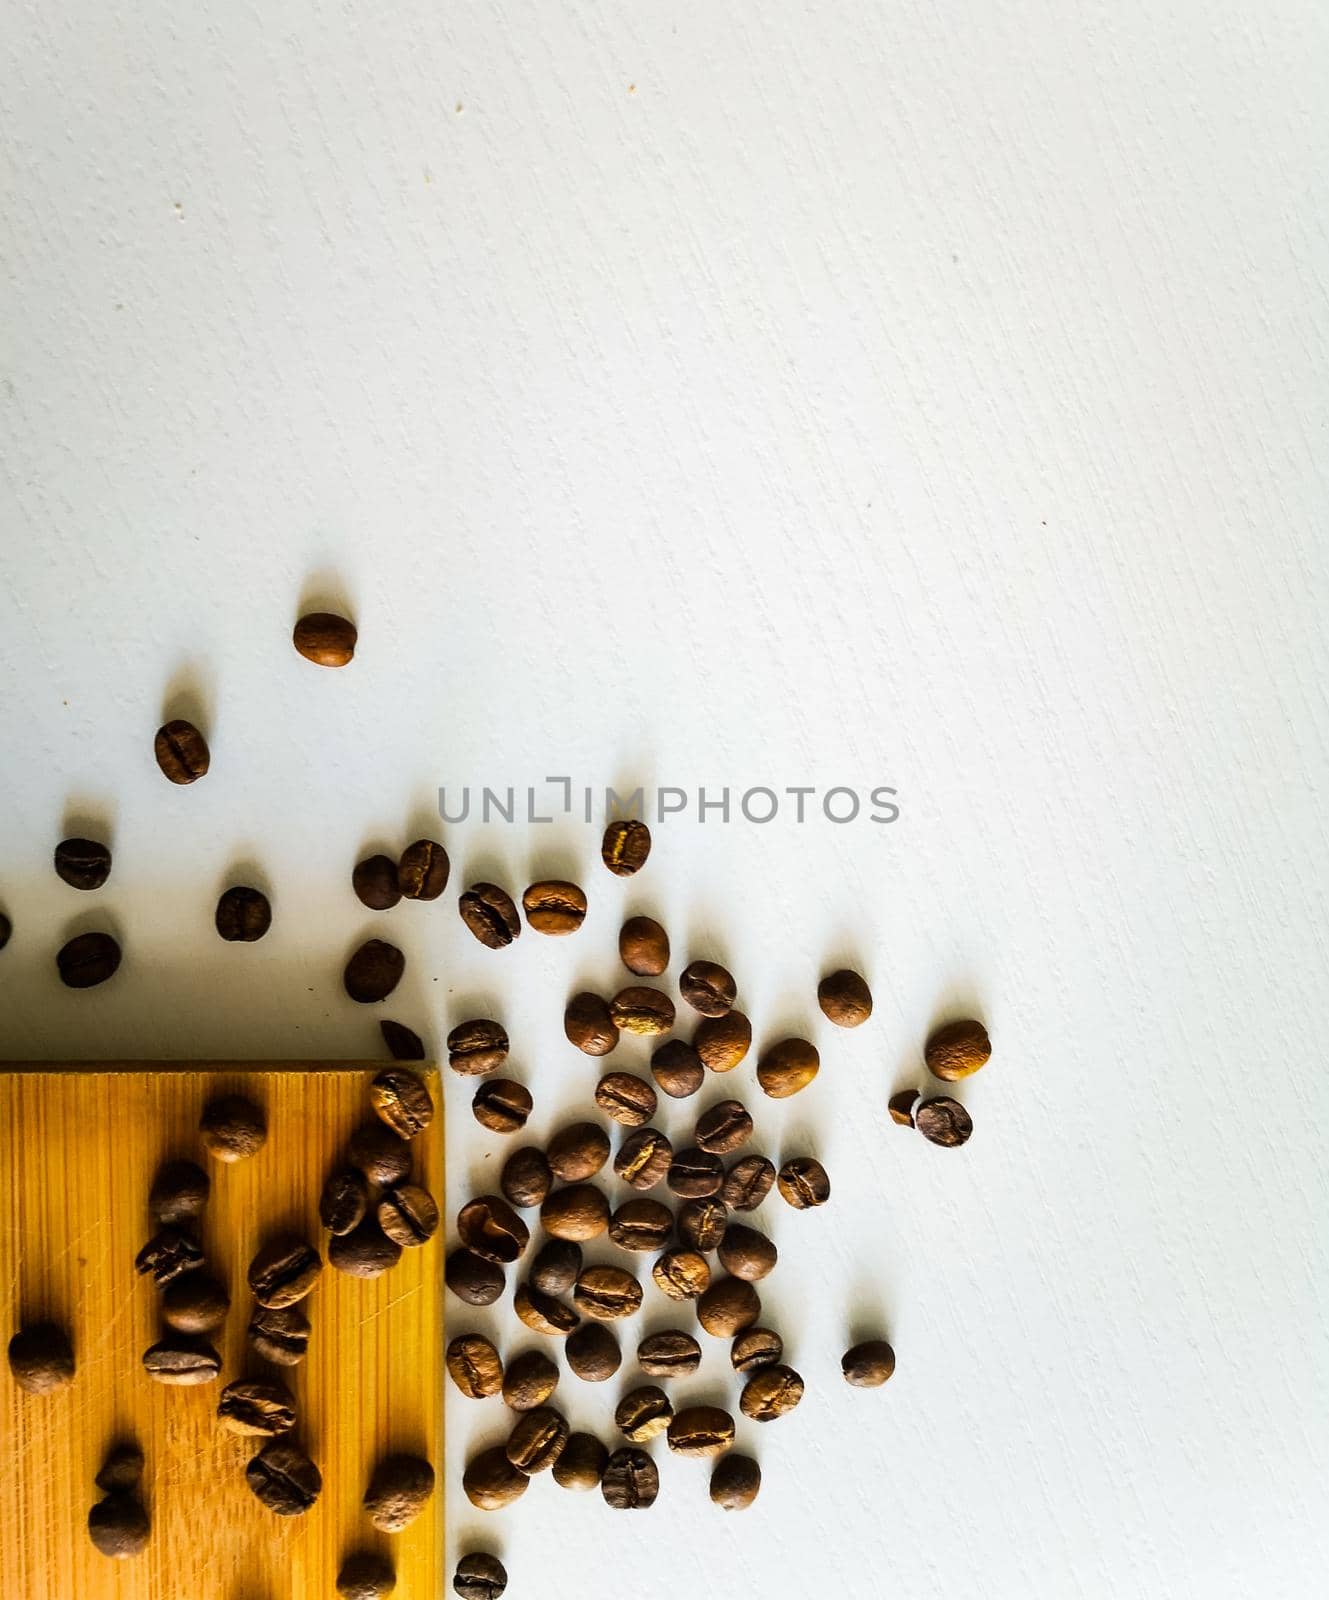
[530,1238,582,1296]
[95,1443,145,1493]
[457,1195,530,1263]
[777,1156,830,1209]
[502,1349,559,1411]
[248,1305,310,1367]
[447,1249,507,1307]
[453,1552,507,1600]
[458,883,521,949]
[609,1199,674,1253]
[818,968,873,1027]
[447,1018,509,1076]
[637,1329,702,1377]
[154,719,210,784]
[512,1282,579,1337]
[601,1447,659,1509]
[522,880,587,934]
[218,1378,297,1436]
[718,1223,777,1282]
[694,1011,753,1072]
[916,1095,974,1147]
[695,1099,754,1154]
[616,1385,673,1443]
[162,1271,230,1333]
[353,855,401,911]
[540,1183,609,1242]
[463,1446,529,1511]
[215,886,271,942]
[842,1339,896,1387]
[610,985,675,1036]
[500,1146,552,1209]
[565,1321,621,1381]
[667,1404,735,1458]
[710,1452,761,1510]
[378,1183,439,1247]
[552,1432,608,1491]
[348,1122,412,1184]
[697,1276,761,1338]
[148,1160,209,1225]
[925,1017,991,1081]
[505,1406,570,1474]
[134,1228,205,1285]
[141,1337,221,1386]
[320,1169,370,1235]
[199,1094,266,1162]
[740,1363,805,1420]
[651,1248,711,1302]
[293,611,357,667]
[756,1037,820,1099]
[344,938,406,1003]
[7,1322,75,1394]
[650,1039,705,1099]
[56,930,121,988]
[472,1079,532,1134]
[54,837,112,891]
[246,1439,322,1515]
[380,1019,426,1060]
[248,1237,323,1307]
[370,1068,435,1138]
[329,1220,403,1278]
[573,1264,643,1321]
[87,1493,149,1558]
[614,1127,673,1190]
[338,1549,397,1600]
[364,1453,435,1531]
[668,1146,724,1199]
[398,838,450,900]
[447,1334,504,1399]
[595,1071,657,1126]
[547,1120,611,1182]
[722,1155,776,1212]
[679,959,737,1017]
[601,818,651,877]
[888,1089,920,1126]
[677,1197,729,1252]
[619,915,669,975]
[732,1326,784,1372]
[563,991,619,1056]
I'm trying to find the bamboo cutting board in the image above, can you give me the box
[0,1064,443,1600]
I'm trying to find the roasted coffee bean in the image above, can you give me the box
[344,938,406,1003]
[601,818,651,877]
[619,915,669,975]
[777,1156,830,1209]
[95,1443,145,1493]
[447,1334,504,1399]
[246,1439,322,1515]
[472,1079,532,1134]
[293,611,357,667]
[677,1197,729,1252]
[463,1446,529,1511]
[697,1276,761,1338]
[925,1018,991,1081]
[595,1071,657,1126]
[134,1228,205,1285]
[458,883,521,949]
[711,1453,761,1509]
[522,880,587,934]
[552,1432,608,1491]
[349,1122,412,1184]
[740,1363,804,1420]
[87,1493,149,1558]
[916,1095,974,1147]
[0,912,10,951]
[722,1155,776,1211]
[614,1127,673,1190]
[695,1099,753,1154]
[731,1327,784,1372]
[565,1321,621,1382]
[818,968,873,1027]
[616,1385,672,1443]
[502,1349,559,1411]
[513,1282,579,1337]
[609,1199,674,1253]
[453,1552,507,1600]
[601,1447,659,1509]
[757,1037,820,1099]
[54,837,111,891]
[141,1337,221,1386]
[380,1019,426,1060]
[320,1169,369,1235]
[637,1329,702,1377]
[505,1406,570,1474]
[547,1121,611,1182]
[531,1238,582,1296]
[370,1068,435,1138]
[215,886,271,942]
[679,959,737,1017]
[148,1160,209,1226]
[718,1224,777,1282]
[338,1550,397,1600]
[200,1094,266,1162]
[500,1146,552,1209]
[162,1271,230,1334]
[365,1453,435,1531]
[446,1248,504,1305]
[330,1220,403,1278]
[353,855,401,911]
[378,1184,440,1247]
[650,1039,705,1099]
[248,1306,310,1367]
[610,985,675,1036]
[248,1237,323,1307]
[7,1322,75,1393]
[574,1265,643,1321]
[563,991,619,1056]
[540,1183,609,1242]
[668,1146,724,1199]
[458,1195,530,1264]
[667,1404,734,1458]
[56,930,121,988]
[398,838,450,901]
[447,1018,509,1076]
[652,1248,711,1301]
[888,1089,920,1126]
[842,1339,896,1387]
[154,719,210,784]
[694,1011,752,1072]
[218,1379,297,1436]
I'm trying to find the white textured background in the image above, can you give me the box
[2,3,1326,1596]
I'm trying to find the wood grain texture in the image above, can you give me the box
[0,1066,442,1600]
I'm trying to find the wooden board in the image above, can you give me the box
[0,1065,443,1600]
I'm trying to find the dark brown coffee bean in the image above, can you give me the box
[651,1249,711,1302]
[353,855,401,911]
[694,1011,752,1072]
[668,1146,724,1199]
[447,1334,504,1398]
[365,1453,435,1530]
[453,1552,507,1600]
[7,1322,75,1393]
[246,1439,322,1515]
[293,611,357,667]
[349,1122,412,1184]
[613,1127,673,1190]
[161,1271,230,1334]
[650,1039,705,1099]
[695,1099,753,1154]
[697,1276,761,1337]
[458,1195,530,1264]
[148,1160,209,1226]
[215,886,271,942]
[818,968,873,1027]
[530,1238,581,1296]
[711,1452,761,1509]
[330,1220,403,1278]
[547,1121,611,1182]
[154,719,210,784]
[740,1362,804,1420]
[842,1338,896,1386]
[501,1146,552,1208]
[616,1385,672,1443]
[574,1265,643,1321]
[722,1155,776,1212]
[512,1282,579,1337]
[619,915,669,975]
[888,1089,920,1126]
[380,1019,426,1060]
[54,837,111,891]
[731,1327,783,1372]
[637,1329,702,1376]
[446,1248,504,1305]
[609,1199,674,1253]
[56,930,121,988]
[677,1197,729,1252]
[399,838,450,900]
[248,1305,310,1367]
[447,1018,509,1076]
[218,1378,297,1436]
[338,1550,397,1600]
[463,1446,529,1512]
[134,1228,204,1285]
[679,959,736,1016]
[757,1036,820,1099]
[344,938,405,1003]
[601,1446,659,1509]
[472,1079,532,1134]
[320,1169,369,1235]
[563,991,619,1056]
[379,1184,440,1247]
[95,1443,145,1493]
[667,1404,734,1457]
[777,1156,830,1209]
[199,1094,266,1162]
[596,1071,657,1126]
[601,818,651,877]
[370,1068,435,1138]
[610,985,675,1036]
[141,1337,221,1386]
[502,1348,559,1411]
[552,1432,608,1490]
[916,1095,974,1147]
[925,1018,991,1081]
[565,1321,620,1381]
[505,1406,569,1474]
[459,882,521,949]
[87,1493,149,1557]
[718,1224,777,1281]
[248,1236,323,1307]
[522,880,587,934]
[540,1183,609,1242]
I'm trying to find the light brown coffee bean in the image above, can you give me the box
[697,1276,761,1338]
[777,1156,830,1209]
[522,880,587,935]
[573,1265,643,1321]
[756,1037,820,1099]
[916,1096,973,1147]
[731,1327,783,1372]
[717,1224,777,1281]
[370,1068,435,1138]
[552,1432,608,1490]
[679,960,736,1017]
[565,1322,621,1382]
[818,968,873,1027]
[398,839,450,901]
[505,1407,569,1474]
[148,1160,209,1226]
[711,1453,761,1509]
[547,1121,611,1182]
[457,1195,530,1264]
[447,1018,509,1076]
[613,1127,673,1191]
[650,1039,705,1099]
[601,819,651,877]
[563,992,619,1057]
[293,611,356,667]
[842,1339,896,1387]
[695,1099,753,1154]
[472,1079,532,1134]
[87,1493,150,1557]
[154,719,210,784]
[677,1197,729,1252]
[502,1349,559,1411]
[200,1095,267,1163]
[463,1446,528,1511]
[337,1551,396,1600]
[330,1220,402,1278]
[8,1322,75,1393]
[651,1249,710,1302]
[531,1238,582,1295]
[141,1337,221,1386]
[512,1282,579,1337]
[319,1169,370,1236]
[540,1184,609,1242]
[364,1454,435,1531]
[248,1237,323,1308]
[447,1334,504,1399]
[615,1386,672,1443]
[458,883,521,949]
[667,1405,734,1458]
[608,1199,674,1253]
[595,1072,657,1126]
[667,1147,724,1199]
[349,1123,411,1185]
[247,1306,310,1367]
[619,916,669,975]
[161,1272,230,1334]
[694,1011,752,1073]
[217,1379,297,1437]
[637,1329,702,1377]
[924,1018,991,1081]
[888,1089,920,1126]
[501,1146,552,1209]
[378,1184,439,1247]
[740,1363,804,1421]
[601,1446,659,1510]
[610,986,675,1036]
[722,1155,776,1212]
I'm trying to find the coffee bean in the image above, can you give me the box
[731,1327,783,1372]
[246,1439,322,1515]
[601,818,651,877]
[506,1406,570,1474]
[722,1155,776,1212]
[447,1018,509,1076]
[610,985,675,1036]
[463,1446,529,1511]
[457,1195,530,1263]
[512,1282,579,1337]
[677,1197,729,1252]
[365,1453,435,1531]
[502,1349,559,1411]
[595,1071,657,1126]
[330,1220,403,1278]
[668,1146,724,1199]
[573,1264,643,1321]
[619,915,669,975]
[601,1447,659,1509]
[344,938,406,1003]
[757,1036,820,1100]
[349,1122,412,1184]
[563,992,619,1056]
[0,912,10,951]
[740,1363,804,1420]
[353,855,401,911]
[447,1334,504,1399]
[531,1238,582,1296]
[637,1329,702,1377]
[650,1039,705,1099]
[378,1183,439,1247]
[500,1145,552,1209]
[540,1183,609,1242]
[141,1337,221,1386]
[398,838,450,900]
[616,1385,672,1443]
[95,1443,145,1493]
[370,1068,435,1138]
[320,1169,369,1235]
[679,959,736,1017]
[547,1120,611,1182]
[552,1432,608,1491]
[54,837,111,891]
[458,883,521,949]
[7,1322,75,1394]
[200,1094,266,1162]
[248,1306,310,1367]
[215,886,271,942]
[651,1248,711,1302]
[87,1493,149,1558]
[154,719,210,784]
[818,968,873,1027]
[218,1378,297,1436]
[842,1339,896,1387]
[609,1199,674,1253]
[446,1248,504,1305]
[697,1276,761,1338]
[565,1321,621,1381]
[916,1095,974,1147]
[453,1552,508,1600]
[888,1089,920,1126]
[472,1079,532,1134]
[521,880,587,934]
[614,1127,673,1190]
[161,1271,230,1334]
[925,1018,991,1081]
[293,611,357,667]
[338,1550,397,1600]
[247,1237,323,1307]
[134,1228,205,1285]
[777,1156,830,1209]
[694,1011,752,1072]
[710,1453,761,1510]
[667,1404,735,1458]
[380,1019,426,1060]
[695,1099,753,1155]
[148,1160,209,1226]
[56,930,121,988]
[718,1224,777,1282]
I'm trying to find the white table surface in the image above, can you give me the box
[1,3,1325,1595]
